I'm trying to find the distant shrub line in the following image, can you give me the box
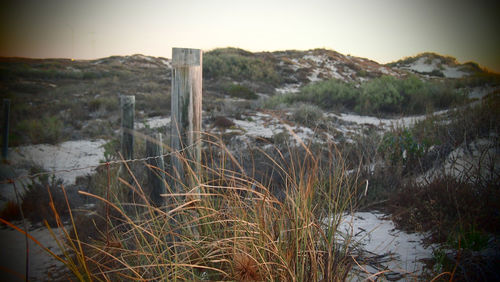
[267,75,468,115]
[0,63,129,81]
[203,48,281,85]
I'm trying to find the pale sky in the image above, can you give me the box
[1,0,499,72]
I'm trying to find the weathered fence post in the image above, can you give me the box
[170,48,202,189]
[146,132,166,206]
[120,95,135,160]
[2,99,10,160]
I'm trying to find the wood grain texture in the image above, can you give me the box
[170,48,202,189]
[120,95,135,160]
[146,132,166,206]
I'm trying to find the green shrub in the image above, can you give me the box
[267,79,358,111]
[224,84,258,99]
[292,103,323,127]
[447,225,489,252]
[379,128,429,165]
[296,79,358,110]
[20,175,68,227]
[357,75,466,115]
[358,75,403,114]
[16,115,64,144]
[88,96,119,113]
[204,48,281,85]
[101,139,120,161]
[264,94,290,109]
[137,92,171,115]
[266,75,464,115]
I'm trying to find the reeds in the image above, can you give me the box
[4,134,361,281]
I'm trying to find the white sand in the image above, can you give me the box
[338,212,434,278]
[405,57,440,73]
[9,139,106,185]
[468,85,499,99]
[223,111,318,146]
[442,65,467,78]
[329,109,448,130]
[418,137,500,184]
[0,223,67,281]
[135,116,171,129]
[275,83,301,94]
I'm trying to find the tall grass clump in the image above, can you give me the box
[10,134,362,280]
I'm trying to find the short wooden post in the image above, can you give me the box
[170,48,202,189]
[120,95,135,160]
[146,132,166,206]
[2,99,10,160]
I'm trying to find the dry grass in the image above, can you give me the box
[1,135,365,281]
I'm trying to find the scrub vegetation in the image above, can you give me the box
[1,48,499,280]
[266,75,468,116]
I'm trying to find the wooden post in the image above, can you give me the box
[146,132,166,206]
[170,48,202,189]
[120,95,135,160]
[2,99,10,160]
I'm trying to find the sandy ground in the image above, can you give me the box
[1,92,494,280]
[1,140,106,280]
[0,223,68,281]
[338,212,434,279]
[8,139,106,186]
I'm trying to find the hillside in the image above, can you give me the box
[387,52,485,78]
[1,48,499,280]
[2,48,498,147]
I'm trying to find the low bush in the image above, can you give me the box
[266,75,466,116]
[294,79,358,110]
[357,75,403,114]
[292,103,324,127]
[388,176,500,243]
[379,127,429,167]
[136,92,171,116]
[224,83,258,99]
[204,48,282,85]
[88,96,119,113]
[212,116,235,129]
[358,75,467,115]
[15,115,64,144]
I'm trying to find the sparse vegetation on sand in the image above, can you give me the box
[5,137,360,281]
[1,48,499,280]
[266,74,469,116]
[204,48,281,83]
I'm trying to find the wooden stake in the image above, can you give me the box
[120,95,135,160]
[146,132,166,206]
[170,48,202,190]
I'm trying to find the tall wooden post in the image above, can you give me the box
[120,95,135,160]
[2,99,10,160]
[146,132,166,206]
[170,48,202,189]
